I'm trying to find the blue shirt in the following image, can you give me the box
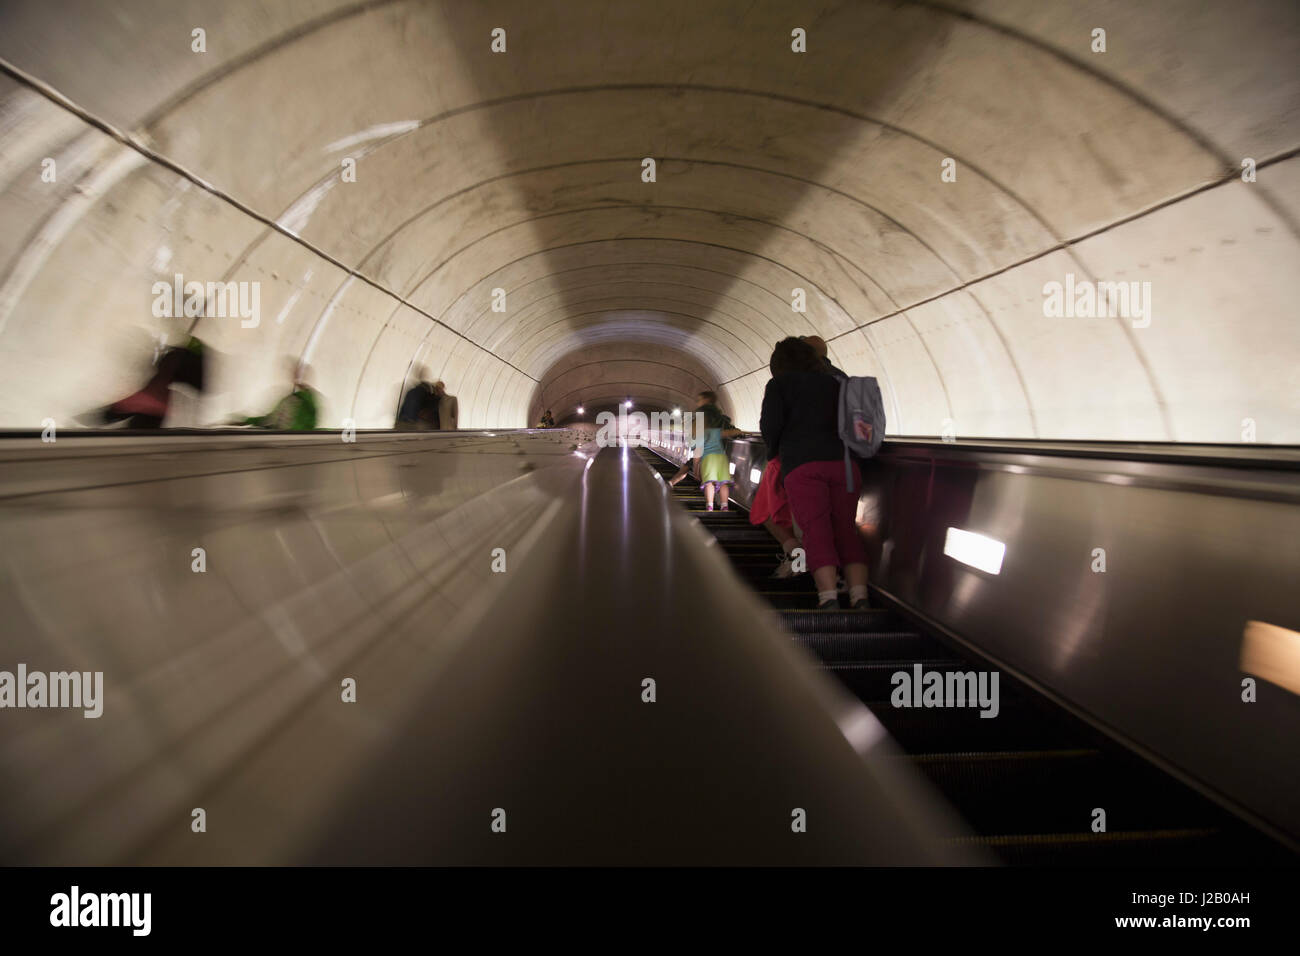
[698,427,725,457]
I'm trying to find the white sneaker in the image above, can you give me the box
[770,556,795,579]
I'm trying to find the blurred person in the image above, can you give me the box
[666,454,698,487]
[397,369,456,430]
[539,409,555,428]
[760,337,869,609]
[749,454,802,578]
[87,335,207,428]
[690,390,741,511]
[748,339,827,579]
[436,381,459,431]
[237,358,320,430]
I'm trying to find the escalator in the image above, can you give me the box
[637,445,1293,866]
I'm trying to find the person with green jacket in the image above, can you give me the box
[241,360,320,430]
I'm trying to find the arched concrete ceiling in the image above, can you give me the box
[0,1,1296,438]
[533,341,718,425]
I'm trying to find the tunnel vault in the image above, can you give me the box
[0,1,1296,440]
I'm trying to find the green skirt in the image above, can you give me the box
[699,452,732,485]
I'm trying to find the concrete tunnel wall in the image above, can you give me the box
[0,1,1296,439]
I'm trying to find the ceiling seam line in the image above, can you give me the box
[0,56,537,384]
[717,145,1300,386]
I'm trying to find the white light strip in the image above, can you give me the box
[944,527,1005,575]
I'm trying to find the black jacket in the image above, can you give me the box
[759,371,845,478]
[398,383,440,429]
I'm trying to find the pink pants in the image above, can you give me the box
[783,459,867,573]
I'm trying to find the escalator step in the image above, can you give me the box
[779,609,898,632]
[766,592,847,609]
[903,748,1231,836]
[793,631,947,663]
[864,701,1075,753]
[746,579,817,593]
[823,660,973,701]
[707,529,774,543]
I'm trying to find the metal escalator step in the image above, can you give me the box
[902,748,1228,836]
[823,660,972,701]
[778,609,899,632]
[722,561,790,575]
[793,631,946,663]
[708,529,775,544]
[747,579,816,593]
[864,702,1074,753]
[726,558,791,570]
[765,592,848,609]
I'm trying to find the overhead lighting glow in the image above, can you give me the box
[673,408,681,416]
[944,527,1005,575]
[625,399,633,409]
[576,406,584,414]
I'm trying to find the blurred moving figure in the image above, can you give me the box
[666,455,697,487]
[86,335,207,428]
[238,359,320,430]
[397,368,457,430]
[690,390,742,512]
[539,409,555,428]
[749,454,802,579]
[438,383,458,431]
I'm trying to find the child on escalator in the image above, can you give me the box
[687,391,741,511]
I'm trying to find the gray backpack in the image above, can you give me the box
[837,375,886,491]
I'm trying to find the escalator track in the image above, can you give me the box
[638,445,1293,866]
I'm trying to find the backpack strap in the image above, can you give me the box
[839,377,854,493]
